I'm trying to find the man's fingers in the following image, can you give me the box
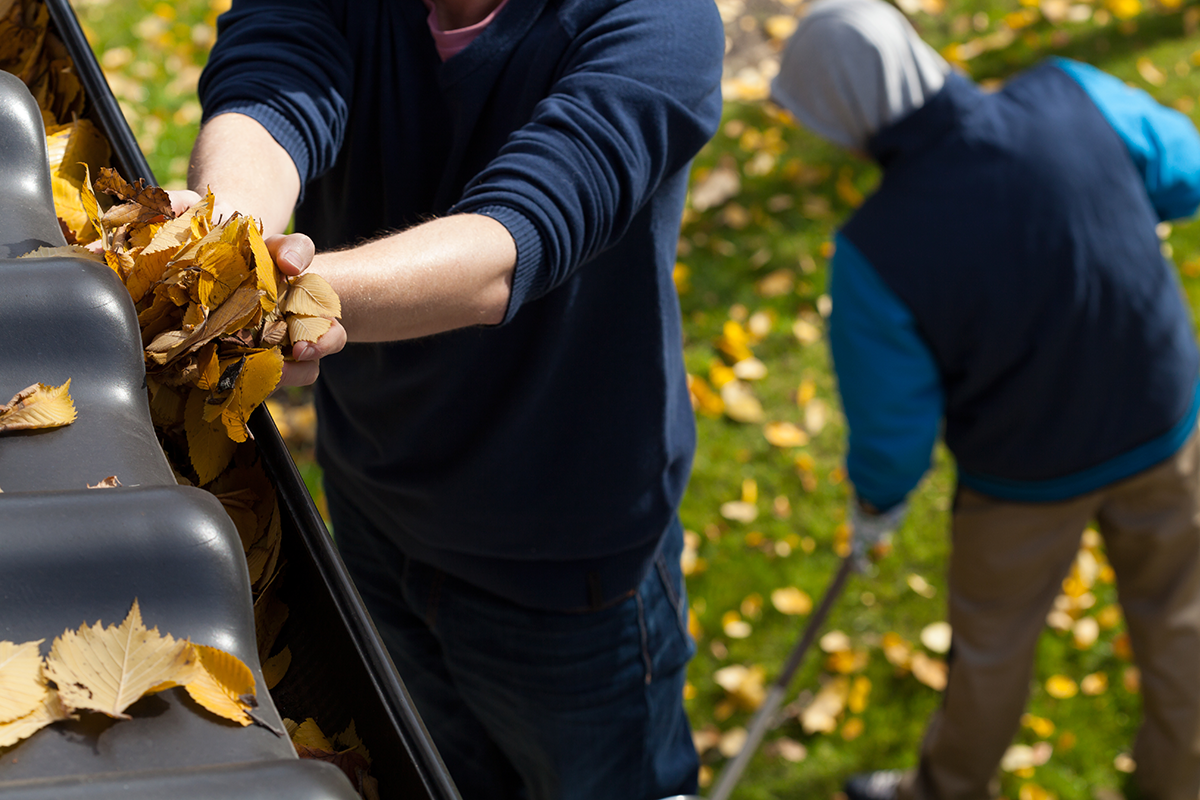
[266,232,316,277]
[167,189,202,217]
[279,360,320,388]
[293,320,347,362]
[276,320,347,388]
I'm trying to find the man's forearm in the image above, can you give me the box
[187,113,517,342]
[188,112,301,236]
[313,214,516,342]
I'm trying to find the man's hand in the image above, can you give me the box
[165,189,346,388]
[266,231,347,387]
[848,496,907,566]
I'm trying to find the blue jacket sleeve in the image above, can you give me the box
[829,233,943,512]
[451,0,724,318]
[1054,57,1200,221]
[197,0,352,198]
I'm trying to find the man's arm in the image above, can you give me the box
[188,112,517,343]
[1054,57,1200,221]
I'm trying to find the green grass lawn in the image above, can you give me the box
[77,0,1200,797]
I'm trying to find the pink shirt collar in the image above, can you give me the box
[421,0,511,61]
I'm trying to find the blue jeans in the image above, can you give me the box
[327,480,700,800]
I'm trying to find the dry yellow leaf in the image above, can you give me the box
[721,380,764,423]
[1045,674,1078,699]
[216,349,284,443]
[770,586,812,616]
[287,314,335,344]
[0,380,76,433]
[197,241,249,310]
[720,500,758,523]
[262,646,291,691]
[292,717,335,751]
[763,421,809,448]
[78,163,104,244]
[333,719,371,763]
[910,652,948,691]
[819,630,851,653]
[848,675,871,714]
[182,643,256,726]
[20,243,104,262]
[43,599,194,719]
[881,632,912,669]
[280,272,342,319]
[801,675,849,734]
[184,387,238,485]
[0,639,46,723]
[1080,672,1108,696]
[713,664,766,710]
[687,374,724,416]
[0,690,70,748]
[245,219,279,309]
[920,621,952,654]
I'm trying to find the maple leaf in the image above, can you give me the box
[43,599,195,719]
[0,640,46,724]
[0,380,76,433]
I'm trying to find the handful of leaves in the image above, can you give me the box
[83,167,338,485]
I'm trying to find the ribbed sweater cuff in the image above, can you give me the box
[466,204,545,325]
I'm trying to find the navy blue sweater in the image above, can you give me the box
[831,59,1200,512]
[198,0,724,609]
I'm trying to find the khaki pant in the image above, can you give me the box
[898,429,1200,800]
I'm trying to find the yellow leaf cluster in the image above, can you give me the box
[55,167,339,490]
[0,600,257,749]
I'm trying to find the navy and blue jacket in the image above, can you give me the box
[198,0,724,610]
[832,58,1200,512]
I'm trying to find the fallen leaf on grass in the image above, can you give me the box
[910,652,948,691]
[763,421,809,448]
[770,586,812,615]
[721,380,764,423]
[713,664,766,710]
[1045,674,1078,699]
[920,621,952,654]
[801,675,849,734]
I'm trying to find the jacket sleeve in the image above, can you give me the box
[450,0,725,320]
[196,0,352,195]
[829,233,943,513]
[1054,57,1200,222]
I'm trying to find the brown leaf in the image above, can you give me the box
[87,476,122,489]
[95,167,173,217]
